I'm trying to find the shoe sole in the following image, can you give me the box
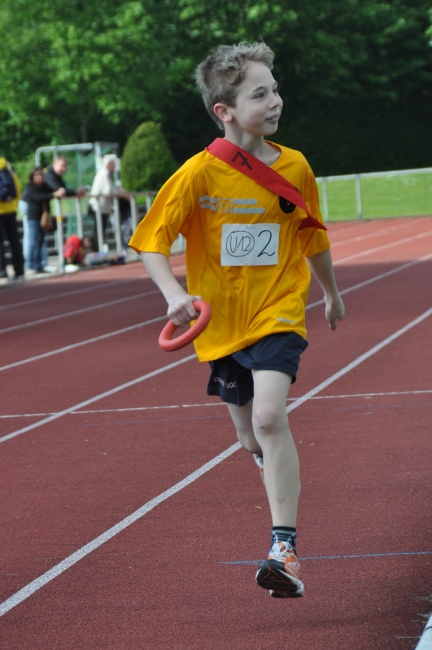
[270,589,303,599]
[255,560,304,597]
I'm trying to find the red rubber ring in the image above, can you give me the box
[158,299,212,351]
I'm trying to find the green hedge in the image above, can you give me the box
[121,121,177,191]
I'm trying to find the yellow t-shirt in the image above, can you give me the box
[129,142,330,362]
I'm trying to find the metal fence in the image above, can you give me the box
[317,167,432,222]
[6,166,431,274]
[50,192,158,267]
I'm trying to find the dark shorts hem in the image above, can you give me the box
[206,384,252,407]
[206,332,308,407]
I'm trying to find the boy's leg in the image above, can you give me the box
[252,369,303,597]
[252,369,299,527]
[226,399,261,455]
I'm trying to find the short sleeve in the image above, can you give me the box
[299,163,330,258]
[128,166,195,256]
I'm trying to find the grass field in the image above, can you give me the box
[317,171,432,221]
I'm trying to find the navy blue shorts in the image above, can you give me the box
[207,332,308,407]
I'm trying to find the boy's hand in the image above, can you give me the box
[167,293,201,327]
[324,294,345,331]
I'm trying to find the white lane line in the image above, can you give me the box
[334,230,432,265]
[1,306,431,616]
[285,306,432,413]
[2,390,431,420]
[299,390,432,400]
[0,315,167,373]
[0,442,240,618]
[2,254,431,371]
[307,252,432,310]
[0,278,138,312]
[330,220,429,248]
[0,289,160,335]
[0,232,428,335]
[0,355,196,444]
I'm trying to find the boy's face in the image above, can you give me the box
[223,62,283,137]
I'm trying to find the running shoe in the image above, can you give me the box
[253,453,265,484]
[255,540,304,597]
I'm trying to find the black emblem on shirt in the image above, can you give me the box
[279,196,296,214]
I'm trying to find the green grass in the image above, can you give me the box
[317,172,432,221]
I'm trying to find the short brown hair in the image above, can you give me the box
[195,42,275,129]
[29,166,44,182]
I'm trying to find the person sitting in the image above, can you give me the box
[21,167,65,274]
[63,235,95,269]
[63,233,124,272]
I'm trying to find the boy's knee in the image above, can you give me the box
[252,407,287,436]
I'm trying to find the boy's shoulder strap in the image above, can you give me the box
[206,138,326,231]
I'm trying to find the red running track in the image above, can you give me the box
[0,217,431,649]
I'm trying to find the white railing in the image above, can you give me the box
[316,167,432,222]
[51,166,432,269]
[52,191,158,269]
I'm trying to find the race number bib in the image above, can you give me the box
[221,223,280,266]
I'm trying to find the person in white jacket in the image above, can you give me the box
[88,154,129,250]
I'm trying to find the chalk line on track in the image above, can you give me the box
[0,289,160,335]
[0,355,196,444]
[330,219,431,248]
[334,230,432,265]
[2,390,431,420]
[0,314,167,373]
[282,306,432,414]
[2,253,431,372]
[307,253,432,309]
[221,551,432,564]
[1,305,431,617]
[0,278,135,312]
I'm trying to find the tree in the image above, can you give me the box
[0,0,178,158]
[121,122,177,191]
[1,0,431,174]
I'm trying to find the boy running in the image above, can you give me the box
[129,42,345,598]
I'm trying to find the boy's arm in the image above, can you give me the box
[307,249,345,330]
[141,252,200,326]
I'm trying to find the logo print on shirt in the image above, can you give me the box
[198,196,265,214]
[279,196,296,214]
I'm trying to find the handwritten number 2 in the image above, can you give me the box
[257,230,274,257]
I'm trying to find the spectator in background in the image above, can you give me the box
[0,157,25,281]
[44,156,87,198]
[43,156,87,271]
[19,193,51,271]
[18,197,30,262]
[63,233,124,272]
[88,154,129,250]
[63,234,95,269]
[21,167,66,273]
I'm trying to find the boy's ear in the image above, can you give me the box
[213,103,233,123]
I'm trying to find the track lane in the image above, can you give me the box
[0,218,431,649]
[0,306,430,628]
[1,314,431,647]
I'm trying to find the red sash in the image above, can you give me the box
[206,138,326,231]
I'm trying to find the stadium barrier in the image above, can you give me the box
[51,191,159,269]
[317,167,432,222]
[4,166,431,273]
